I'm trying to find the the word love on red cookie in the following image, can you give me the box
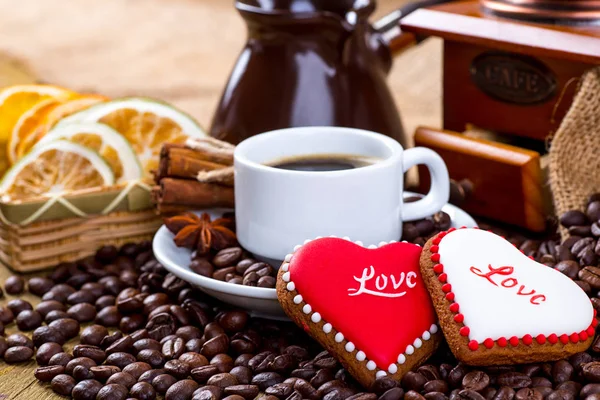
[276,237,440,389]
[421,228,595,365]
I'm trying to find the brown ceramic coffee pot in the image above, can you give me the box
[209,0,448,147]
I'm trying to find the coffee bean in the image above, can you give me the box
[496,373,532,389]
[137,349,166,368]
[211,353,234,373]
[202,334,229,358]
[49,352,73,367]
[90,365,121,381]
[134,338,162,354]
[165,359,192,379]
[66,357,96,375]
[138,368,167,384]
[7,299,32,315]
[33,325,66,347]
[514,388,543,400]
[73,365,94,381]
[107,372,137,389]
[153,373,178,394]
[97,383,129,400]
[180,352,208,369]
[5,275,25,294]
[45,310,69,323]
[73,344,106,364]
[163,337,186,359]
[553,360,574,383]
[583,362,600,382]
[6,333,32,349]
[146,312,176,341]
[36,342,63,365]
[165,379,199,400]
[425,380,450,394]
[406,391,428,400]
[580,267,600,289]
[186,340,204,355]
[101,331,124,349]
[81,325,109,346]
[0,306,14,324]
[72,379,103,400]
[4,346,33,363]
[403,371,429,392]
[96,305,123,327]
[106,335,134,354]
[67,303,97,322]
[49,317,80,339]
[214,267,237,281]
[213,247,243,268]
[192,365,220,383]
[51,374,76,396]
[555,261,580,279]
[106,352,137,369]
[35,365,65,382]
[257,276,276,287]
[266,382,294,398]
[252,372,283,390]
[28,277,54,296]
[190,258,214,277]
[131,382,157,400]
[224,385,259,399]
[463,371,490,391]
[560,210,588,227]
[218,311,249,333]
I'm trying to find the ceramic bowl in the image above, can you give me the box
[152,197,477,320]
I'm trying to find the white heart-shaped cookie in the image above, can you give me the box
[421,228,596,365]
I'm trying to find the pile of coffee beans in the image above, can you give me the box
[1,204,600,400]
[189,247,277,288]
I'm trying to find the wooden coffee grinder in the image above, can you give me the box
[396,0,600,231]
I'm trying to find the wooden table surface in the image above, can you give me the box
[0,0,442,397]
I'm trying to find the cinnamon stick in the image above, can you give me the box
[156,143,232,182]
[153,178,234,209]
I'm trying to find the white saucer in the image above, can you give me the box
[152,193,477,320]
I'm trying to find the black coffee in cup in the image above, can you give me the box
[269,153,381,172]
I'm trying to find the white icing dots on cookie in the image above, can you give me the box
[430,324,438,334]
[376,371,387,378]
[355,240,363,246]
[397,354,406,364]
[366,361,376,371]
[282,272,290,282]
[293,295,303,304]
[414,338,423,349]
[423,331,431,340]
[406,345,415,355]
[388,364,398,374]
[378,241,388,247]
[302,304,312,314]
[342,236,351,241]
[335,333,344,343]
[345,342,355,352]
[311,313,321,323]
[356,351,366,361]
[286,282,295,291]
[293,245,302,251]
[281,263,289,272]
[284,254,293,262]
[368,244,377,249]
[322,323,332,333]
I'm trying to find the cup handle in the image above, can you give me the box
[402,147,450,221]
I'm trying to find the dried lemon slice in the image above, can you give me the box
[58,98,207,180]
[35,122,142,183]
[0,140,114,201]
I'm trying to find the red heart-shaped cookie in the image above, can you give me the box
[277,237,440,388]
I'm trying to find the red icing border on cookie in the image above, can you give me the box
[429,228,597,351]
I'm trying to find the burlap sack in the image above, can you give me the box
[549,67,600,238]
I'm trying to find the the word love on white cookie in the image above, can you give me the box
[425,228,596,358]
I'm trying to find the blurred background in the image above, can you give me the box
[0,0,442,140]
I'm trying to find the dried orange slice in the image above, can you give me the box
[35,122,142,183]
[0,85,75,173]
[58,98,207,180]
[0,140,114,201]
[15,94,107,160]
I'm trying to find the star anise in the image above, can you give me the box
[164,212,237,255]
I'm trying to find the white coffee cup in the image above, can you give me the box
[234,127,449,262]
